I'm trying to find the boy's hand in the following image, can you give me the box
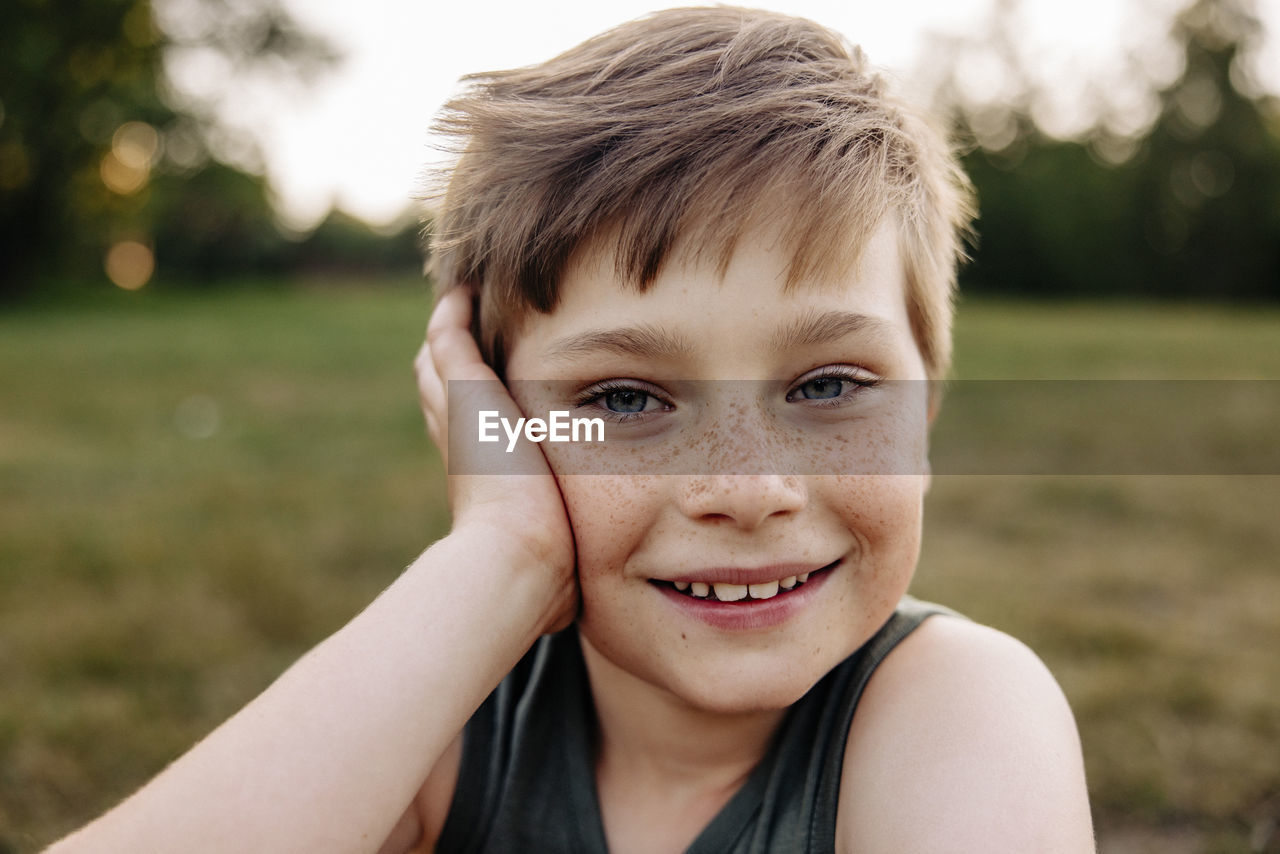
[416,288,578,634]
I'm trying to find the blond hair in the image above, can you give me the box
[428,6,974,379]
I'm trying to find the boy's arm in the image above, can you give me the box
[47,289,577,854]
[836,616,1096,853]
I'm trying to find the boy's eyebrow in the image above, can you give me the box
[769,310,896,351]
[543,311,895,363]
[543,323,694,362]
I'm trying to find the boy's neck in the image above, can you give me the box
[579,632,785,789]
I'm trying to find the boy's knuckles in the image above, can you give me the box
[425,321,455,346]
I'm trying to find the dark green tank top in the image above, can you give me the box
[436,596,952,853]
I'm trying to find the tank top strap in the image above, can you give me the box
[801,595,958,850]
[687,595,956,853]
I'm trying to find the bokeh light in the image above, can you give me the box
[104,240,155,290]
[99,151,148,194]
[112,121,160,168]
[100,121,158,194]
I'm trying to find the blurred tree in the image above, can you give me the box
[0,0,337,297]
[289,210,425,278]
[942,0,1280,300]
[958,138,1147,298]
[1131,0,1280,298]
[148,160,294,280]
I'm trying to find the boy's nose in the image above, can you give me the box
[675,474,806,529]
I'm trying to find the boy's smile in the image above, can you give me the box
[650,557,842,631]
[503,221,931,713]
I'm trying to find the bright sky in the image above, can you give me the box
[217,0,1280,230]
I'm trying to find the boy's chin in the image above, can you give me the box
[668,674,820,716]
[662,639,868,714]
[580,613,883,717]
[600,633,846,716]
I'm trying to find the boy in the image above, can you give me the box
[51,7,1094,852]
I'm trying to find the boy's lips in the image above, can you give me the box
[650,560,840,630]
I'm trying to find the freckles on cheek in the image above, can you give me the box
[825,476,923,622]
[557,476,661,569]
[826,475,925,542]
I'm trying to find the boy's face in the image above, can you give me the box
[504,222,931,713]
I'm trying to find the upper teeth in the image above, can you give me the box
[674,574,813,601]
[713,582,747,601]
[748,580,779,599]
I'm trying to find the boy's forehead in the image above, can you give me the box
[557,217,906,309]
[501,218,914,365]
[559,216,903,300]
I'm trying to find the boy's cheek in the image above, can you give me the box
[556,474,663,570]
[823,474,927,569]
[825,473,927,521]
[533,422,929,479]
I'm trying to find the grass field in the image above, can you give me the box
[1,282,1277,852]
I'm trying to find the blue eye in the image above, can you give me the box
[603,389,650,413]
[787,367,880,406]
[575,379,671,423]
[795,378,845,400]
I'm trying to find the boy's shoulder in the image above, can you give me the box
[836,615,1095,853]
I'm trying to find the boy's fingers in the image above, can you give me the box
[415,340,445,414]
[426,285,471,340]
[431,332,491,384]
[422,287,543,480]
[426,288,489,382]
[415,337,449,468]
[424,412,444,465]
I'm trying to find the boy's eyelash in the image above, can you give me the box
[573,379,672,422]
[786,366,881,406]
